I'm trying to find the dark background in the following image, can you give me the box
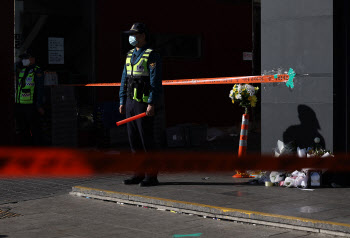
[96,0,253,126]
[334,0,350,154]
[1,0,349,154]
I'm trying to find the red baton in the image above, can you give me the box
[116,112,147,126]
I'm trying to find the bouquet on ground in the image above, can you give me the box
[274,140,295,157]
[297,137,333,158]
[276,138,333,188]
[229,84,259,113]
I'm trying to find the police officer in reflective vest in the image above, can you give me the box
[119,23,162,187]
[15,49,45,145]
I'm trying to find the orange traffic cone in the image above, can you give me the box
[233,114,253,178]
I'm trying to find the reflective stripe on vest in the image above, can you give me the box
[133,88,149,103]
[126,49,153,103]
[126,48,153,77]
[16,66,39,104]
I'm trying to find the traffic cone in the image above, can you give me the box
[233,114,253,178]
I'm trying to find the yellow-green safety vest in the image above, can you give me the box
[126,48,153,103]
[16,66,40,104]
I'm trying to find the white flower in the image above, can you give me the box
[245,84,255,96]
[297,147,307,158]
[245,84,254,91]
[235,94,242,100]
[314,137,320,144]
[237,85,242,93]
[229,90,234,99]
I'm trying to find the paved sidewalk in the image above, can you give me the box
[70,173,350,237]
[0,175,119,205]
[0,194,333,238]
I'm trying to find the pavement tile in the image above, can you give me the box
[2,229,62,238]
[0,217,43,233]
[58,222,132,238]
[253,204,350,221]
[0,176,120,205]
[167,221,282,238]
[54,237,80,238]
[304,234,335,238]
[113,232,165,238]
[327,215,350,224]
[0,212,86,233]
[265,230,326,238]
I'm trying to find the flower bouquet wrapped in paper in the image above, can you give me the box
[297,137,333,158]
[229,84,259,113]
[274,140,295,157]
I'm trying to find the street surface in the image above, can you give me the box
[0,177,335,238]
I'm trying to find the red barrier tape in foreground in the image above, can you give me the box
[61,74,289,87]
[0,148,349,177]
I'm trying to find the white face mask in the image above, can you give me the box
[129,35,138,47]
[22,59,30,66]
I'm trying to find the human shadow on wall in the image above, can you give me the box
[283,105,325,149]
[282,105,350,187]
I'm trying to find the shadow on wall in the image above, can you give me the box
[283,105,325,149]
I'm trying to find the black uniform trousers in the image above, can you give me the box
[15,104,42,146]
[126,98,157,179]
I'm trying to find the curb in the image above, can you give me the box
[70,186,350,237]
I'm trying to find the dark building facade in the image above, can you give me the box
[1,0,348,153]
[96,0,253,127]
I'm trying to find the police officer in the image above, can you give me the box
[15,49,45,146]
[119,23,162,187]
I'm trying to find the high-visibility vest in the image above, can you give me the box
[126,48,153,103]
[16,66,40,104]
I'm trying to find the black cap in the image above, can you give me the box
[19,48,35,59]
[123,23,148,35]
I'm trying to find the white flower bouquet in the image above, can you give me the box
[229,84,259,114]
[297,137,333,158]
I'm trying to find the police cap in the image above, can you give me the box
[19,48,35,59]
[124,23,148,35]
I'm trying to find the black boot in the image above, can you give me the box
[139,177,159,187]
[123,176,145,185]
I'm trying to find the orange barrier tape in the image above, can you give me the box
[60,74,289,87]
[162,74,288,86]
[61,83,121,87]
[0,147,349,177]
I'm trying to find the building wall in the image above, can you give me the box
[0,0,15,145]
[261,0,333,152]
[333,0,350,153]
[24,0,94,84]
[96,0,253,126]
